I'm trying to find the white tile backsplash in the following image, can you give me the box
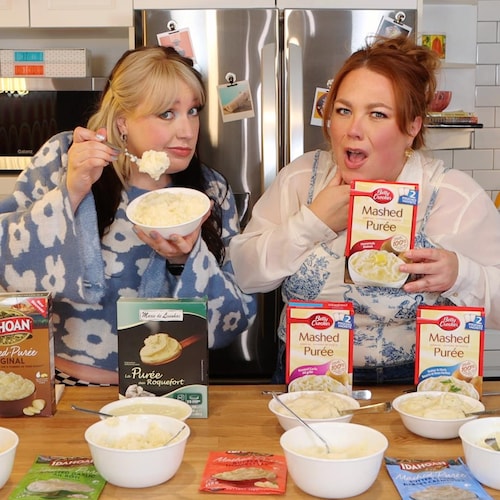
[476,64,496,85]
[478,21,497,43]
[472,2,500,197]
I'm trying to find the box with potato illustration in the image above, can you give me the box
[0,292,55,417]
[415,305,485,399]
[345,180,418,288]
[117,298,208,418]
[286,300,354,396]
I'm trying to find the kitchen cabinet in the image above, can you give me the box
[0,1,29,27]
[0,0,133,28]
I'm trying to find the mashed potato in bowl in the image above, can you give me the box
[126,187,211,238]
[348,249,408,287]
[274,392,357,419]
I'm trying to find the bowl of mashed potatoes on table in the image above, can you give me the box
[392,391,484,439]
[268,390,360,431]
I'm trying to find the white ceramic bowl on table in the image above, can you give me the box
[280,422,388,499]
[99,396,192,421]
[268,390,360,431]
[0,427,19,489]
[459,417,500,491]
[126,187,211,239]
[85,414,189,488]
[392,391,485,439]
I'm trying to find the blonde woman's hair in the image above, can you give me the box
[87,46,206,185]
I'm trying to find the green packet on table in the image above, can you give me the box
[8,456,106,500]
[385,457,493,500]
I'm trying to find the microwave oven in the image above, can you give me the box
[0,77,106,171]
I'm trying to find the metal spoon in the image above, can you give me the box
[339,401,392,416]
[271,392,331,454]
[164,425,186,447]
[484,437,500,451]
[465,408,500,417]
[71,404,113,418]
[100,140,141,164]
[262,389,372,401]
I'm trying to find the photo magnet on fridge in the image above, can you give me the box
[218,80,255,123]
[310,87,328,127]
[376,15,412,38]
[157,27,196,61]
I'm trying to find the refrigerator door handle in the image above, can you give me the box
[261,42,279,192]
[288,42,304,165]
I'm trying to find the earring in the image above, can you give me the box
[405,147,414,159]
[120,133,127,144]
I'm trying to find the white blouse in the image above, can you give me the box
[230,150,500,368]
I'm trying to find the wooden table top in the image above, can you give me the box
[2,382,500,499]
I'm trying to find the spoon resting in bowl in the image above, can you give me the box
[271,392,331,454]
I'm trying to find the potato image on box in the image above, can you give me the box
[415,305,485,399]
[345,180,418,287]
[117,298,208,418]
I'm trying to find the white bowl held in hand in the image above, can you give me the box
[126,187,211,239]
[268,391,360,431]
[392,391,484,439]
[0,427,19,489]
[99,396,192,421]
[459,417,500,490]
[85,414,189,488]
[280,422,388,498]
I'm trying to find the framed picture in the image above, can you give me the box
[376,16,412,39]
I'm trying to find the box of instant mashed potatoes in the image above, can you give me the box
[286,300,354,396]
[415,305,485,399]
[117,298,208,418]
[0,292,55,417]
[345,180,418,288]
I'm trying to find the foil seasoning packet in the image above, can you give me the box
[199,451,287,495]
[8,456,106,500]
[345,180,418,288]
[385,457,493,500]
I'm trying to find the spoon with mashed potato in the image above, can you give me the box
[101,140,170,180]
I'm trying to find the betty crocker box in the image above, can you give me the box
[345,180,418,288]
[415,305,485,399]
[0,292,55,417]
[286,300,354,395]
[117,298,208,418]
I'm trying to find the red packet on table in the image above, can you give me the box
[345,180,418,287]
[199,451,287,495]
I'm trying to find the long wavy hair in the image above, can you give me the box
[86,46,226,264]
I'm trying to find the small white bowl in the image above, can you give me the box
[459,417,500,490]
[268,391,360,431]
[100,396,192,421]
[392,391,484,439]
[0,427,19,489]
[348,249,408,288]
[280,422,388,498]
[85,414,189,488]
[126,187,211,239]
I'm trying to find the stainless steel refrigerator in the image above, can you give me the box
[134,5,417,382]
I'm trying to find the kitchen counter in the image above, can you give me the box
[2,383,500,499]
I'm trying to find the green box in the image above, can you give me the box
[117,298,208,418]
